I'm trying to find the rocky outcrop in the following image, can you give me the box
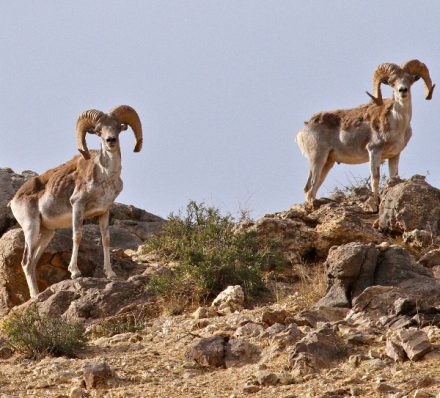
[379,175,440,237]
[318,242,440,312]
[317,243,378,308]
[241,198,383,263]
[0,224,158,316]
[109,203,164,245]
[15,275,151,322]
[0,168,37,236]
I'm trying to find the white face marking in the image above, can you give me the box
[389,75,412,102]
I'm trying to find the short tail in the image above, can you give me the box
[295,129,309,157]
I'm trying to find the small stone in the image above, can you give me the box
[243,383,261,394]
[256,370,280,386]
[70,387,90,398]
[376,383,401,394]
[366,358,387,370]
[386,338,407,362]
[347,333,374,345]
[349,355,361,367]
[261,310,288,326]
[350,386,363,397]
[212,285,244,313]
[369,349,381,359]
[0,346,14,359]
[377,242,390,251]
[397,328,432,361]
[191,319,210,330]
[83,361,115,390]
[415,376,435,388]
[413,390,433,398]
[192,306,217,319]
[185,335,227,368]
[225,338,256,368]
[234,322,263,338]
[423,350,440,361]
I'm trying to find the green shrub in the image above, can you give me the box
[142,201,286,305]
[1,305,87,358]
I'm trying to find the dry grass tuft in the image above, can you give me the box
[293,262,327,311]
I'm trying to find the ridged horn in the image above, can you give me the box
[76,109,105,160]
[401,59,435,100]
[366,63,401,106]
[108,105,143,152]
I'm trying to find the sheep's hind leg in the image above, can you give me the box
[68,204,84,279]
[305,154,330,203]
[31,227,55,272]
[22,227,40,297]
[317,158,335,193]
[11,200,43,298]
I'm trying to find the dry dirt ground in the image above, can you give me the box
[1,294,440,398]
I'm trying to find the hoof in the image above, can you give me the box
[105,271,117,280]
[70,270,82,279]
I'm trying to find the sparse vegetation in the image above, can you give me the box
[1,305,86,358]
[331,173,388,198]
[294,262,327,311]
[90,313,150,338]
[142,201,287,307]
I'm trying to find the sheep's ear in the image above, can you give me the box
[381,77,390,85]
[120,124,128,131]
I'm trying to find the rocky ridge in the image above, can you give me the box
[1,169,440,397]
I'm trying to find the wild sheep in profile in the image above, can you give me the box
[296,59,434,203]
[10,105,143,297]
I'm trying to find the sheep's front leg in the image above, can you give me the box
[99,211,116,279]
[68,204,85,279]
[388,154,400,179]
[368,148,382,196]
[363,147,382,213]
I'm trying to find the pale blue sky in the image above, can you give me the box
[1,1,439,218]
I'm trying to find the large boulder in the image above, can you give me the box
[109,203,164,243]
[15,275,152,322]
[379,175,440,235]
[317,243,377,308]
[185,335,258,368]
[318,241,440,328]
[288,325,347,373]
[0,168,37,236]
[0,227,149,316]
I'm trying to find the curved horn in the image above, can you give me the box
[108,105,143,152]
[76,109,105,160]
[401,59,435,100]
[366,63,401,106]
